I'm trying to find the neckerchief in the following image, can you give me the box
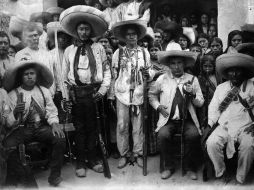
[73,39,97,85]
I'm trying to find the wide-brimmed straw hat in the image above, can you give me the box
[182,27,196,45]
[59,5,108,39]
[157,50,197,68]
[3,59,54,92]
[47,21,68,40]
[29,12,52,23]
[235,43,254,57]
[216,53,254,80]
[112,19,147,42]
[9,16,29,39]
[46,7,64,15]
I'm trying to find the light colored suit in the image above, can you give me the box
[148,72,204,134]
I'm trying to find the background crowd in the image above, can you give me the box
[1,0,254,187]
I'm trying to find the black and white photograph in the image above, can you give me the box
[0,0,254,189]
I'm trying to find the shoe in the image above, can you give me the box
[161,170,172,179]
[186,170,197,180]
[118,157,128,169]
[136,156,143,168]
[75,168,87,177]
[48,176,62,186]
[92,163,104,173]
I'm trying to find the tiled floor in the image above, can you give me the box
[31,155,254,190]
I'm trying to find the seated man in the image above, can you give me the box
[149,50,204,180]
[0,86,17,186]
[206,53,254,184]
[2,58,66,187]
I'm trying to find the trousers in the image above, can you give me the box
[206,126,254,183]
[3,125,66,183]
[116,99,143,157]
[157,119,200,171]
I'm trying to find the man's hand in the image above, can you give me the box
[13,102,25,119]
[157,105,169,118]
[52,123,65,138]
[183,83,196,98]
[93,92,103,102]
[244,124,254,137]
[140,67,150,79]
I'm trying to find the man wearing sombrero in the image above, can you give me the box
[206,53,254,184]
[15,22,57,96]
[2,59,66,186]
[111,19,152,169]
[149,50,204,180]
[60,5,111,177]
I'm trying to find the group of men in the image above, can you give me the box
[1,2,254,188]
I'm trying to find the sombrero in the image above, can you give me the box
[182,27,196,45]
[235,43,254,57]
[30,12,52,23]
[3,59,54,92]
[157,50,197,68]
[112,19,147,42]
[9,16,29,39]
[47,21,68,40]
[46,7,64,15]
[155,20,182,34]
[216,53,254,80]
[59,5,109,39]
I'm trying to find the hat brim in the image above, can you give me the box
[46,7,64,15]
[157,50,197,68]
[30,12,52,23]
[60,5,108,39]
[182,27,196,45]
[47,22,68,40]
[9,16,29,39]
[112,20,147,42]
[3,61,54,92]
[216,53,254,80]
[235,43,254,57]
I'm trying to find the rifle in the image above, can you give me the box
[94,94,111,179]
[181,78,195,176]
[17,92,38,188]
[142,70,148,176]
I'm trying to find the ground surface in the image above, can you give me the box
[20,155,254,190]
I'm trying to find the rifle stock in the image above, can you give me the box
[94,99,111,179]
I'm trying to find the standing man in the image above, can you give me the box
[111,19,152,168]
[149,50,204,180]
[60,5,111,177]
[15,23,56,96]
[2,59,66,187]
[206,53,254,184]
[0,32,14,82]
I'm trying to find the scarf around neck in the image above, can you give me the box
[73,39,97,85]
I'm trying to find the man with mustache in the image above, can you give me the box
[149,50,204,180]
[60,5,111,177]
[206,53,254,184]
[15,23,56,97]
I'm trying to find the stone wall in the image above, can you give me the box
[218,0,249,49]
